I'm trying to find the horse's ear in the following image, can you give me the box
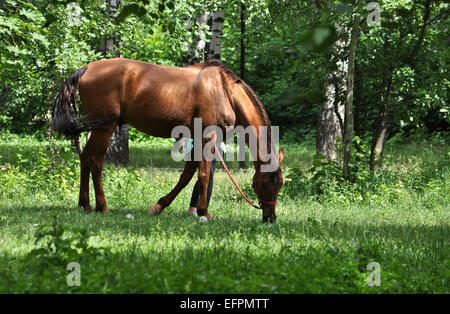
[278,148,285,166]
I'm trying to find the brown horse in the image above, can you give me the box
[52,58,284,222]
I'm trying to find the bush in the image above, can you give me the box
[283,136,450,205]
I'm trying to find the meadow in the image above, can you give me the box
[0,132,448,293]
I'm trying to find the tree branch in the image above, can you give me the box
[407,0,432,66]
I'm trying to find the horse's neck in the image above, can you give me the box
[232,85,273,170]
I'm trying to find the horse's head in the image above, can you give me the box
[253,149,285,222]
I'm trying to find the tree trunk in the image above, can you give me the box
[104,0,129,165]
[239,3,246,169]
[343,1,361,177]
[407,0,431,68]
[183,13,208,66]
[370,61,393,171]
[240,3,246,81]
[316,73,344,160]
[205,10,224,62]
[369,0,430,171]
[354,61,361,142]
[353,59,363,166]
[72,135,83,155]
[106,125,129,165]
[316,22,347,161]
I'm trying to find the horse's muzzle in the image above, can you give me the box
[262,213,277,223]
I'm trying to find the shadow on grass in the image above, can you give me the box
[4,203,449,251]
[1,204,448,293]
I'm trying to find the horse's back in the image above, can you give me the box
[79,58,200,137]
[79,58,145,118]
[78,58,234,137]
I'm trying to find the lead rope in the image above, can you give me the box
[214,144,261,209]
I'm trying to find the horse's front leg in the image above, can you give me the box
[194,135,216,220]
[148,160,198,215]
[196,155,213,220]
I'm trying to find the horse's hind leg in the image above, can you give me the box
[148,160,198,215]
[86,125,116,213]
[79,146,93,213]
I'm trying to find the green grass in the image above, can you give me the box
[0,133,448,293]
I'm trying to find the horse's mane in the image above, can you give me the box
[201,61,272,131]
[200,61,275,163]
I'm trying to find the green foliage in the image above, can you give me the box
[0,0,105,132]
[0,0,448,145]
[284,135,450,206]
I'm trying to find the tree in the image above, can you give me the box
[182,11,208,66]
[369,0,434,171]
[182,3,224,65]
[205,10,224,61]
[104,0,129,165]
[316,21,347,161]
[342,0,362,177]
[369,38,392,171]
[239,2,246,168]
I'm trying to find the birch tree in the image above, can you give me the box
[205,10,224,61]
[316,21,347,161]
[182,12,208,66]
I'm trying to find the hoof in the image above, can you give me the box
[197,210,213,221]
[83,206,93,213]
[95,205,109,214]
[148,204,161,216]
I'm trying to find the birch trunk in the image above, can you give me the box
[205,10,224,61]
[316,22,347,161]
[183,13,208,66]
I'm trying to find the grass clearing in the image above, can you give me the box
[0,133,448,293]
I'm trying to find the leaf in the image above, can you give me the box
[43,13,57,27]
[329,3,354,14]
[31,32,48,46]
[313,159,323,167]
[116,4,147,23]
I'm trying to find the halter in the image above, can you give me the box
[252,178,278,207]
[215,144,277,209]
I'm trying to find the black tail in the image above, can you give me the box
[52,66,116,136]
